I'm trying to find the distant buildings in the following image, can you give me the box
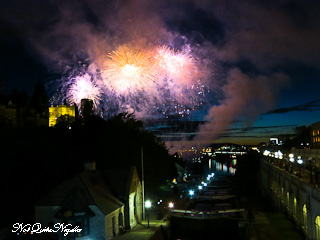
[311,122,320,148]
[48,99,96,127]
[0,101,17,127]
[49,105,76,127]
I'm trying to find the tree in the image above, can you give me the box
[31,83,48,116]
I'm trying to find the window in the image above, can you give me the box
[287,192,290,209]
[316,216,320,240]
[303,204,307,230]
[293,198,297,217]
[118,212,124,227]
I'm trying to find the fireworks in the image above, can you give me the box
[52,44,209,119]
[67,74,102,108]
[103,49,156,95]
[155,46,196,85]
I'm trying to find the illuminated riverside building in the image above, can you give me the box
[49,105,76,127]
[312,122,320,148]
[261,158,320,239]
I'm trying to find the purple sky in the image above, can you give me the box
[1,0,320,146]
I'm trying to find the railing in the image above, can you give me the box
[170,208,245,217]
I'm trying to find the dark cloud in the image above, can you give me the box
[266,101,320,114]
[240,125,297,132]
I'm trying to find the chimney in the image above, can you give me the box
[84,161,96,171]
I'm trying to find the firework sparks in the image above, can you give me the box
[155,46,196,85]
[67,74,102,108]
[103,49,156,95]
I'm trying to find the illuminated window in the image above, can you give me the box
[316,216,320,240]
[303,204,307,230]
[293,198,297,217]
[287,192,290,209]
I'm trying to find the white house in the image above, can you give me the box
[35,167,125,240]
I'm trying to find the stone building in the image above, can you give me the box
[102,166,143,230]
[35,165,125,240]
[261,159,320,239]
[0,102,17,127]
[49,105,76,127]
[311,122,320,149]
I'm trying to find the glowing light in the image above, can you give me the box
[145,200,152,208]
[263,150,271,156]
[168,202,174,208]
[104,49,156,94]
[198,185,203,190]
[67,74,102,108]
[189,190,194,196]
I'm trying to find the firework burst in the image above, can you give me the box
[103,49,156,95]
[67,73,102,108]
[155,45,196,85]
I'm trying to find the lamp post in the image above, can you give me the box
[141,147,145,220]
[310,159,314,184]
[289,154,294,173]
[297,157,303,178]
[145,200,151,228]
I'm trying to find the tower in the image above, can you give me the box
[81,99,94,119]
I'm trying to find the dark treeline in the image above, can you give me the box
[0,87,177,227]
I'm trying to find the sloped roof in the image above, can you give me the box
[80,171,124,215]
[55,189,95,219]
[101,166,137,201]
[36,170,124,216]
[102,167,133,200]
[36,174,94,206]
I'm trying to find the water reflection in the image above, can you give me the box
[215,162,236,175]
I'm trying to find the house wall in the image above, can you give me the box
[86,205,106,240]
[261,159,320,240]
[105,206,125,240]
[127,168,143,229]
[35,206,61,227]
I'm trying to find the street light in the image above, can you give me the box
[145,200,151,228]
[168,202,174,209]
[297,158,303,178]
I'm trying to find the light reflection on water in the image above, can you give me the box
[215,162,236,175]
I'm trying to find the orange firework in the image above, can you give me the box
[103,49,156,95]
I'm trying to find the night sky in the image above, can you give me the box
[1,0,320,147]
